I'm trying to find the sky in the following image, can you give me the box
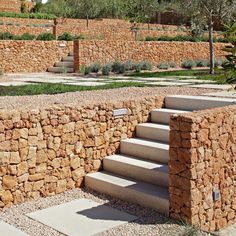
[42,0,48,3]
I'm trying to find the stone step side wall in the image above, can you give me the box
[74,40,227,69]
[0,40,73,73]
[169,105,236,232]
[0,96,164,208]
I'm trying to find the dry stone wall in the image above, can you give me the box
[0,96,164,208]
[169,105,236,232]
[0,40,73,73]
[0,0,21,13]
[74,40,227,69]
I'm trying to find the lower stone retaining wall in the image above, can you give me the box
[0,96,164,207]
[169,105,236,232]
[0,40,73,73]
[74,40,227,69]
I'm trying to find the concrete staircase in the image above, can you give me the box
[85,95,236,215]
[48,52,74,73]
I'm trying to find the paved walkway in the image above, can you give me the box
[0,220,28,236]
[0,72,229,90]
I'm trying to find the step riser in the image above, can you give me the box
[85,176,169,215]
[151,111,177,124]
[121,141,169,164]
[63,56,74,62]
[48,67,74,73]
[55,62,74,68]
[136,126,169,143]
[165,96,235,111]
[103,159,169,187]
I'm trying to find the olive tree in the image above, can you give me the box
[175,0,236,74]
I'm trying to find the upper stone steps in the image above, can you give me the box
[103,154,169,187]
[120,138,169,164]
[151,108,189,124]
[136,123,170,143]
[85,171,169,215]
[165,95,236,111]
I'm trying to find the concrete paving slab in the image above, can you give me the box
[0,220,28,236]
[64,82,108,86]
[27,198,137,236]
[217,223,236,236]
[146,81,192,86]
[204,90,236,98]
[0,82,32,86]
[188,84,233,90]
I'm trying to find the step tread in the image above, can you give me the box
[137,123,170,131]
[104,154,168,173]
[87,171,169,200]
[152,108,190,114]
[122,138,169,150]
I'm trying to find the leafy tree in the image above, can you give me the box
[174,0,236,74]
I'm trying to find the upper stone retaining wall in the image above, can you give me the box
[169,105,236,232]
[74,40,227,69]
[0,0,21,13]
[0,40,73,73]
[0,96,164,208]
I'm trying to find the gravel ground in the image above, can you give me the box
[0,87,214,110]
[0,188,209,236]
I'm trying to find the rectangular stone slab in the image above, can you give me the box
[0,221,28,236]
[27,198,137,236]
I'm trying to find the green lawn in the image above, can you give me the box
[0,81,147,96]
[128,69,224,81]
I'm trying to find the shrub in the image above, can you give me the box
[181,60,196,69]
[90,62,101,73]
[134,63,142,73]
[58,32,75,41]
[0,32,14,40]
[158,62,170,70]
[124,60,136,71]
[215,58,223,67]
[84,66,91,75]
[195,59,208,67]
[112,61,125,74]
[169,62,177,68]
[36,33,55,41]
[17,33,35,40]
[102,64,112,76]
[140,60,152,70]
[0,12,56,20]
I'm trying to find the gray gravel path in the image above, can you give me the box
[0,87,214,110]
[0,188,207,236]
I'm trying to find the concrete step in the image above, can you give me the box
[103,154,169,187]
[85,171,169,215]
[136,123,170,143]
[121,138,169,164]
[151,108,189,124]
[48,67,74,73]
[55,61,74,68]
[62,56,74,62]
[69,52,74,56]
[165,95,236,111]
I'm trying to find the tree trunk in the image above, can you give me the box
[209,13,215,74]
[86,14,89,28]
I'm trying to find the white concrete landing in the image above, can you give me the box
[27,198,137,236]
[0,220,28,236]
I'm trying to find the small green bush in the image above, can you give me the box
[90,62,101,73]
[140,60,152,70]
[215,58,223,67]
[112,61,126,74]
[195,59,208,67]
[158,62,170,70]
[36,33,55,41]
[84,66,91,75]
[169,62,177,68]
[0,12,56,20]
[124,60,136,71]
[182,60,196,69]
[18,33,35,40]
[134,63,142,73]
[58,32,75,41]
[0,32,14,40]
[102,64,112,76]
